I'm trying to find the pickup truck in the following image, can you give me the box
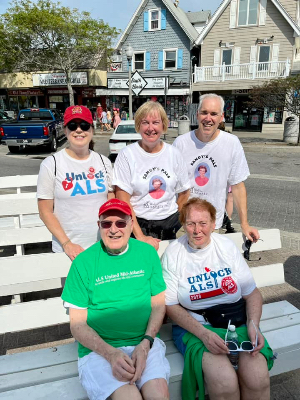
[0,108,64,153]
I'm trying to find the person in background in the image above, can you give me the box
[113,101,190,250]
[173,93,259,242]
[162,198,274,400]
[62,198,170,400]
[107,108,112,130]
[37,105,114,261]
[96,103,103,130]
[113,108,121,129]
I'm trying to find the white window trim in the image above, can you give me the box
[163,48,178,70]
[149,8,161,31]
[257,44,270,62]
[237,0,259,27]
[222,48,233,74]
[133,51,146,71]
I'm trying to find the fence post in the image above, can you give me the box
[285,59,290,76]
[222,62,225,81]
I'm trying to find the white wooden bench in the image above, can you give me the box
[0,197,299,400]
[0,175,41,232]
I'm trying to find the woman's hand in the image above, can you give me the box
[200,328,229,355]
[63,241,85,261]
[248,320,264,356]
[107,348,135,382]
[140,235,161,250]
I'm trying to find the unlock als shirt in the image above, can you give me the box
[37,149,113,252]
[162,233,256,325]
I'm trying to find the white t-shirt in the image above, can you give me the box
[113,142,190,220]
[37,149,113,252]
[162,233,256,325]
[173,130,250,228]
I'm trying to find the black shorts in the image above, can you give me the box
[135,212,181,240]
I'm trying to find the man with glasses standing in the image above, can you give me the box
[62,199,170,400]
[173,93,259,242]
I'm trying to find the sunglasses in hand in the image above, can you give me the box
[225,319,258,352]
[243,239,262,261]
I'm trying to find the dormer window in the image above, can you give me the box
[149,9,161,30]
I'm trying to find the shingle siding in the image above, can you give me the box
[112,0,191,85]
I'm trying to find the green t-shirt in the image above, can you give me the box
[61,238,166,358]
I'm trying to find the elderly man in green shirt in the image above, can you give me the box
[62,199,169,400]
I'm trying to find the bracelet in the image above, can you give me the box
[142,335,154,349]
[61,239,71,249]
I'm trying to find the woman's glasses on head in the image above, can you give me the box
[66,121,91,131]
[99,220,128,229]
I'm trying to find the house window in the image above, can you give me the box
[164,49,177,69]
[258,45,270,70]
[222,49,232,72]
[149,9,160,30]
[133,52,145,70]
[238,0,259,26]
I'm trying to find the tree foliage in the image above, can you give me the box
[249,75,300,119]
[0,0,120,104]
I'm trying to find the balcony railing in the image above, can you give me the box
[193,59,290,83]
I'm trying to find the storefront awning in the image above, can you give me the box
[96,88,190,96]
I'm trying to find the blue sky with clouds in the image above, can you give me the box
[0,0,222,33]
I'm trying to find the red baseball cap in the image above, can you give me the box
[98,199,132,218]
[64,105,93,126]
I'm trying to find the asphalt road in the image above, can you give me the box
[1,131,299,235]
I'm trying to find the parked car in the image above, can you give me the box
[0,108,64,153]
[0,111,14,144]
[108,120,141,161]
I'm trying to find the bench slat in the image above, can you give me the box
[0,198,39,217]
[251,263,285,288]
[0,226,51,247]
[0,175,38,190]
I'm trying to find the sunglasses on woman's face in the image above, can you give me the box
[66,121,92,131]
[99,220,129,229]
[225,319,258,352]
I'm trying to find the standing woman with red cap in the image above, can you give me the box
[37,105,114,260]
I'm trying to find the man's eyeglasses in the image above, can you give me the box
[225,319,258,352]
[99,220,129,229]
[243,239,262,261]
[66,121,92,131]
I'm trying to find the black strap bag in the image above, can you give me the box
[188,298,247,329]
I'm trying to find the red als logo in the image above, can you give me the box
[221,276,238,294]
[87,166,95,180]
[62,177,73,191]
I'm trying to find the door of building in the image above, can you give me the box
[233,96,263,132]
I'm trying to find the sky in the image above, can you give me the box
[0,0,222,33]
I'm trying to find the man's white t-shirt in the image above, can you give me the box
[173,130,250,228]
[37,149,113,252]
[113,142,190,220]
[162,233,256,325]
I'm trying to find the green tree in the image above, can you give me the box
[249,75,300,121]
[0,0,120,105]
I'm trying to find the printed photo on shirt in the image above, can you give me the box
[194,163,210,187]
[149,176,166,200]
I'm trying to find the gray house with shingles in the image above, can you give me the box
[102,0,210,127]
[192,0,300,133]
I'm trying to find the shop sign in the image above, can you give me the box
[108,79,128,89]
[32,72,88,86]
[110,63,122,72]
[8,89,44,96]
[232,89,250,94]
[47,88,76,94]
[127,71,147,95]
[145,77,165,89]
[82,89,96,98]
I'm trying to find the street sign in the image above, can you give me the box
[127,71,147,96]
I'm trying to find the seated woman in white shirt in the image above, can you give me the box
[162,198,274,400]
[113,101,190,250]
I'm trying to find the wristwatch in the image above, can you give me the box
[142,335,154,348]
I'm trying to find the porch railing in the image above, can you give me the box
[193,59,290,83]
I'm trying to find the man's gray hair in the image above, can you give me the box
[198,94,224,114]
